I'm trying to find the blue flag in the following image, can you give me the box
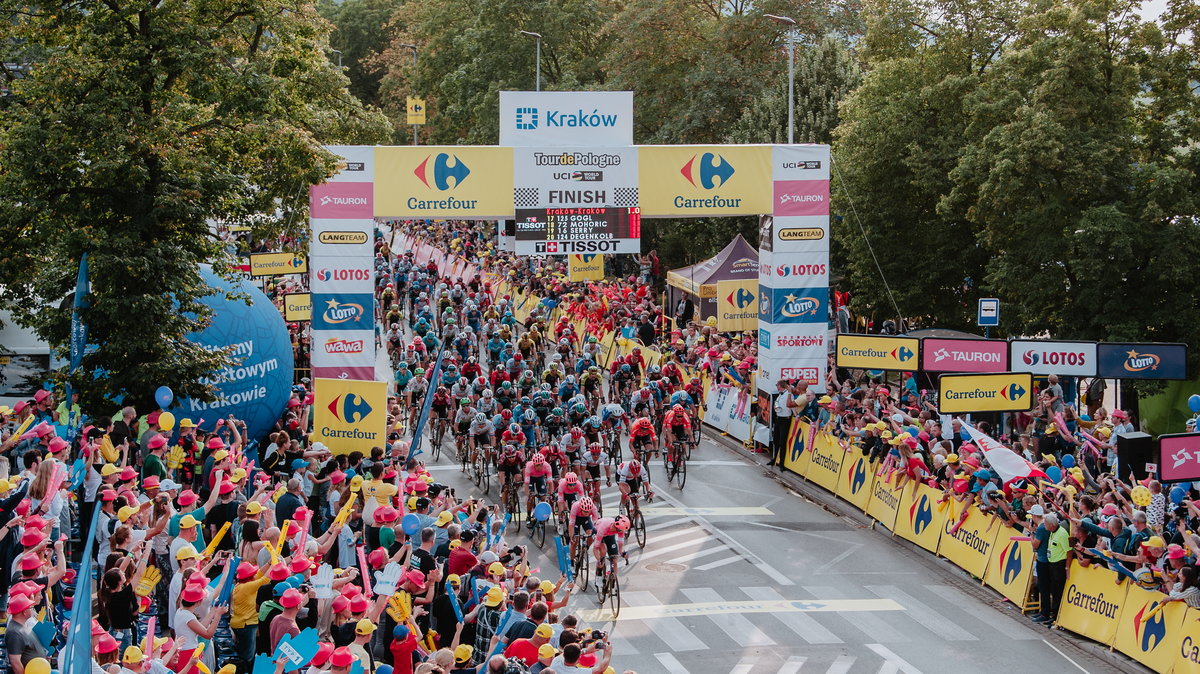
[63,504,101,669]
[407,347,446,462]
[64,252,89,441]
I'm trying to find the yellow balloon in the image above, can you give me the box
[24,658,50,674]
[158,411,175,431]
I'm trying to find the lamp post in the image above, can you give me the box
[519,31,542,91]
[400,44,419,145]
[764,14,796,145]
[330,49,343,69]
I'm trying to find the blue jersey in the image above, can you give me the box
[600,404,626,425]
[669,391,693,408]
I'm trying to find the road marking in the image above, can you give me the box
[778,656,807,674]
[865,586,977,641]
[826,655,856,674]
[645,517,692,532]
[577,596,904,622]
[743,586,842,644]
[654,652,690,673]
[804,586,907,642]
[812,542,863,575]
[924,584,1040,640]
[687,460,755,466]
[878,663,899,674]
[642,506,774,517]
[865,644,924,674]
[666,545,731,565]
[634,535,717,562]
[693,555,741,571]
[621,591,707,651]
[682,588,776,647]
[1042,639,1089,673]
[729,656,759,674]
[646,525,708,544]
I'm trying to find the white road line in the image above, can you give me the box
[688,460,755,466]
[743,587,842,644]
[645,517,692,532]
[624,591,707,651]
[826,655,856,674]
[654,652,690,674]
[667,546,731,565]
[729,656,759,674]
[865,586,977,641]
[634,535,716,561]
[653,488,795,585]
[803,586,906,642]
[923,584,1040,640]
[865,644,924,674]
[778,656,807,674]
[681,588,776,647]
[693,555,741,571]
[878,663,899,674]
[647,526,708,544]
[1041,639,1089,673]
[812,543,863,575]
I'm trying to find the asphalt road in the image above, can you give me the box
[414,426,1134,674]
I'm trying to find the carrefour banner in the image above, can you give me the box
[834,334,919,371]
[283,293,311,322]
[637,145,771,216]
[313,378,387,455]
[1113,585,1183,671]
[374,146,514,218]
[1097,342,1188,380]
[835,451,876,511]
[983,525,1036,606]
[894,482,944,553]
[715,279,757,332]
[937,502,998,579]
[567,254,605,282]
[937,372,1033,414]
[249,252,307,278]
[865,474,904,531]
[804,431,845,494]
[1056,560,1126,645]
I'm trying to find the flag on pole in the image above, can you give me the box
[961,422,1050,485]
[63,505,101,669]
[64,252,89,441]
[407,347,446,462]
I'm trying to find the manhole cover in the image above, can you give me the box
[646,562,687,573]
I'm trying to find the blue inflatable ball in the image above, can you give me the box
[169,266,294,443]
[961,430,971,442]
[401,513,421,536]
[1190,394,1200,413]
[155,385,174,409]
[533,501,552,522]
[1047,466,1062,483]
[1061,454,1076,469]
[1171,486,1187,506]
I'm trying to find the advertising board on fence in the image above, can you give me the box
[920,337,1009,373]
[1055,560,1126,645]
[1096,342,1188,380]
[937,372,1033,414]
[937,502,997,578]
[834,335,919,371]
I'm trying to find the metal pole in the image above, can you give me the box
[412,49,419,145]
[536,37,541,91]
[786,32,794,145]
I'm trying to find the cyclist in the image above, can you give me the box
[662,403,693,452]
[568,494,597,560]
[557,375,579,404]
[599,402,628,435]
[469,412,493,463]
[580,366,604,408]
[581,335,602,363]
[557,471,586,514]
[629,386,654,417]
[592,514,631,586]
[453,398,475,449]
[582,442,612,489]
[406,368,429,429]
[611,363,635,404]
[496,443,525,498]
[627,347,646,379]
[501,422,526,452]
[431,386,452,438]
[450,376,473,402]
[524,452,553,517]
[616,458,653,511]
[629,416,658,461]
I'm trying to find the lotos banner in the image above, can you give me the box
[1056,560,1127,645]
[374,146,514,218]
[937,502,999,579]
[312,378,387,455]
[894,482,944,553]
[983,526,1036,607]
[715,279,758,332]
[1009,339,1097,377]
[637,145,772,216]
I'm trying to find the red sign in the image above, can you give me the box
[772,180,829,216]
[1158,433,1200,482]
[921,338,1009,373]
[309,182,373,219]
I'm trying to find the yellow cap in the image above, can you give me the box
[484,586,505,607]
[355,618,377,635]
[455,644,474,663]
[535,623,554,639]
[178,514,200,529]
[245,501,264,515]
[436,511,453,526]
[447,574,461,586]
[1145,535,1166,549]
[538,644,557,660]
[539,580,555,594]
[0,480,13,494]
[123,646,146,663]
[100,464,120,477]
[350,476,364,492]
[175,546,200,561]
[117,505,139,523]
[449,539,462,550]
[231,468,247,482]
[212,449,229,461]
[488,562,505,577]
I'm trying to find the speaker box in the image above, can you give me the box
[1117,431,1154,482]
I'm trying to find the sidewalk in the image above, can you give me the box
[705,428,1154,674]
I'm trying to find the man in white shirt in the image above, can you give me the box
[769,379,795,469]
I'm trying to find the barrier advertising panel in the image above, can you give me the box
[1096,342,1188,380]
[1009,339,1098,377]
[834,335,919,371]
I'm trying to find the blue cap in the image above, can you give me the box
[291,459,307,471]
[393,625,410,640]
[974,469,993,481]
[273,581,293,596]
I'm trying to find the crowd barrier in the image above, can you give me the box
[784,419,1197,673]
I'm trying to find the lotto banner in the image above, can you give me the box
[893,482,945,553]
[865,474,904,531]
[983,526,1036,607]
[1113,585,1183,672]
[1056,560,1127,646]
[759,285,827,325]
[310,293,373,332]
[374,146,515,218]
[936,502,999,579]
[1097,342,1188,380]
[312,378,387,455]
[835,451,876,512]
[568,254,605,282]
[715,279,758,332]
[637,145,772,216]
[834,335,919,371]
[804,431,845,494]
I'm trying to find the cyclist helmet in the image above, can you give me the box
[589,442,603,454]
[436,386,448,394]
[614,516,631,532]
[690,377,700,385]
[523,410,537,422]
[540,383,552,391]
[398,361,409,370]
[474,413,487,423]
[559,338,569,346]
[551,407,564,416]
[532,453,546,464]
[632,347,641,354]
[514,353,523,361]
[458,377,468,386]
[468,356,477,363]
[572,403,587,415]
[520,396,531,405]
[650,365,661,374]
[501,409,513,420]
[587,416,601,428]
[578,496,595,513]
[482,389,493,398]
[566,375,576,384]
[565,472,579,484]
[673,404,684,413]
[570,427,584,440]
[588,365,599,373]
[588,336,598,343]
[620,364,631,373]
[414,368,425,376]
[509,423,521,434]
[501,381,512,389]
[461,398,472,406]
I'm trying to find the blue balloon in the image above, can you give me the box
[155,385,174,409]
[1061,454,1076,469]
[533,501,552,522]
[168,266,294,443]
[1047,466,1062,483]
[1190,394,1200,413]
[1171,487,1187,505]
[906,426,920,438]
[401,513,421,536]
[961,430,971,442]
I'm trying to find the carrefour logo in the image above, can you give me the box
[680,153,734,189]
[849,458,867,495]
[1123,349,1161,373]
[321,298,365,325]
[894,346,915,362]
[727,287,754,309]
[414,153,470,191]
[1134,600,1168,652]
[327,393,372,423]
[909,494,933,534]
[579,254,597,263]
[515,107,538,130]
[999,542,1024,585]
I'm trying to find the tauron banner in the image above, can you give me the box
[920,337,1009,373]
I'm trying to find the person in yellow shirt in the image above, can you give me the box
[229,561,272,664]
[361,464,398,549]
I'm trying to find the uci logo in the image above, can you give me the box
[680,152,735,189]
[321,299,364,325]
[1000,542,1024,585]
[414,153,470,191]
[327,393,372,423]
[910,495,933,534]
[1134,600,1168,652]
[849,459,867,494]
[891,346,915,362]
[727,288,754,309]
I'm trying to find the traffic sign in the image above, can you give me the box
[406,97,426,125]
[978,298,999,326]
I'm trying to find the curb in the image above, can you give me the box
[704,429,1153,674]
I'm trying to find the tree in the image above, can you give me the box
[318,0,406,107]
[0,0,392,412]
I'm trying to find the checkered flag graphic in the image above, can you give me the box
[514,188,539,208]
[613,187,639,208]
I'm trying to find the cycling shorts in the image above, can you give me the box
[670,423,687,438]
[529,475,548,495]
[499,462,522,477]
[574,516,594,535]
[632,435,653,450]
[562,491,580,508]
[599,534,619,557]
[624,477,643,494]
[473,432,492,447]
[586,464,602,480]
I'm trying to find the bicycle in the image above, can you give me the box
[620,491,648,549]
[430,417,446,461]
[474,449,490,494]
[586,477,604,517]
[666,440,687,489]
[528,505,548,549]
[573,530,593,587]
[596,551,621,618]
[607,430,623,470]
[503,478,523,533]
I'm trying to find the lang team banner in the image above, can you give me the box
[312,378,387,455]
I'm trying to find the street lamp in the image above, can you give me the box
[764,14,796,145]
[330,49,343,69]
[399,44,419,145]
[519,31,542,91]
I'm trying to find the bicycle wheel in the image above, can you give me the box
[675,456,687,489]
[633,510,646,548]
[596,568,609,603]
[574,541,590,586]
[480,458,491,494]
[607,573,621,618]
[534,519,547,548]
[431,430,443,462]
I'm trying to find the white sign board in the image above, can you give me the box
[1009,340,1098,377]
[499,91,634,147]
[512,147,638,209]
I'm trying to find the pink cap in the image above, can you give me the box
[206,437,226,450]
[147,411,161,426]
[143,476,161,489]
[147,435,167,450]
[218,481,235,495]
[349,595,369,613]
[180,585,206,603]
[47,437,68,454]
[118,467,137,481]
[331,595,350,613]
[8,593,34,613]
[177,490,198,506]
[32,390,49,404]
[1102,503,1120,516]
[18,553,40,571]
[279,588,303,608]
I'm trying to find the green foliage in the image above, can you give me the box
[319,0,406,107]
[0,0,391,412]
